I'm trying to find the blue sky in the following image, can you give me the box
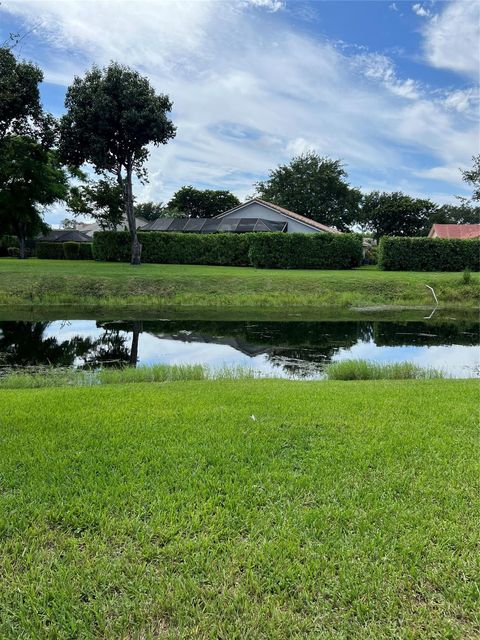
[1,0,479,225]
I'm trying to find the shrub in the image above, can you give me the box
[378,237,480,271]
[63,241,80,260]
[0,235,18,256]
[36,242,65,259]
[7,246,20,257]
[462,268,472,285]
[248,233,363,269]
[79,243,93,260]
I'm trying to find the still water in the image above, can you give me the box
[0,315,479,378]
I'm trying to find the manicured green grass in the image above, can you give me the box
[1,379,479,638]
[1,258,478,309]
[324,359,445,380]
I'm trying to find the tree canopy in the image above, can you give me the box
[462,155,480,203]
[68,178,125,231]
[59,62,176,264]
[134,201,166,222]
[359,191,438,239]
[254,153,361,231]
[0,46,43,141]
[167,186,240,219]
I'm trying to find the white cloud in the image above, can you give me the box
[412,3,430,18]
[389,3,398,12]
[1,0,478,217]
[243,0,285,11]
[423,0,480,79]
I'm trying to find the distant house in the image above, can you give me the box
[76,216,147,238]
[428,224,480,239]
[214,199,340,234]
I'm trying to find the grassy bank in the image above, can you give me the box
[1,379,479,638]
[1,258,479,309]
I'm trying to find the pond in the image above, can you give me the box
[0,311,479,378]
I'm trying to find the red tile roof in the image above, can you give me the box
[428,224,480,239]
[215,198,341,233]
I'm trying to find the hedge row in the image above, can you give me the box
[378,237,480,271]
[0,235,18,257]
[92,231,363,269]
[93,231,253,266]
[37,242,93,260]
[248,233,363,269]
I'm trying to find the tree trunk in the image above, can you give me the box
[129,321,142,367]
[18,224,26,259]
[124,164,142,265]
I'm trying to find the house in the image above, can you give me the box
[428,223,480,239]
[75,216,147,238]
[140,198,339,234]
[214,198,340,234]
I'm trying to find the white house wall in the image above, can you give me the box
[220,202,320,233]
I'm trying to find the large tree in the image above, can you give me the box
[167,186,240,219]
[429,202,480,226]
[359,191,438,239]
[59,63,176,264]
[254,153,361,231]
[0,134,69,257]
[134,201,165,222]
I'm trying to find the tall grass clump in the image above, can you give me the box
[324,359,445,380]
[0,363,256,389]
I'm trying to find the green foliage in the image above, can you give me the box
[59,62,176,264]
[462,268,472,285]
[36,242,92,260]
[0,47,43,140]
[134,201,167,221]
[360,191,438,239]
[36,243,65,260]
[93,231,254,266]
[378,237,480,271]
[254,152,361,231]
[0,235,18,256]
[429,202,480,226]
[93,231,362,269]
[248,233,363,269]
[63,241,80,260]
[0,379,478,638]
[6,246,20,257]
[67,178,124,230]
[167,186,240,218]
[325,359,445,380]
[462,154,480,202]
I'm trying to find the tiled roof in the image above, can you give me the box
[428,224,480,239]
[215,198,341,233]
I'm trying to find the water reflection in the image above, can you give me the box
[0,318,478,378]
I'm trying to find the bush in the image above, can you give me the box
[79,243,93,260]
[0,235,18,256]
[36,242,66,259]
[378,237,480,271]
[462,268,472,285]
[63,241,80,260]
[7,246,20,257]
[248,233,363,269]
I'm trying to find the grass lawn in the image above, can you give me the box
[1,378,479,639]
[0,258,479,309]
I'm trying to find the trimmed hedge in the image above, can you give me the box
[0,235,18,257]
[378,237,480,271]
[93,231,254,266]
[248,233,363,269]
[93,231,363,269]
[37,242,93,260]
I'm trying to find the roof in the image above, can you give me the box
[428,224,480,239]
[76,217,147,237]
[38,230,92,243]
[214,198,341,233]
[139,217,287,233]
